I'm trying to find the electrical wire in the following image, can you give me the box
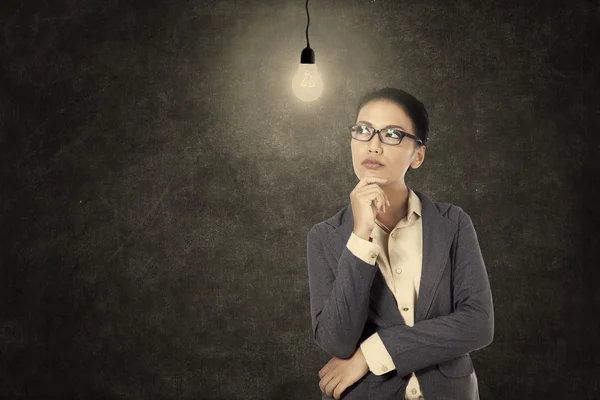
[305,0,310,48]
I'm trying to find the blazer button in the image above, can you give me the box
[381,365,388,372]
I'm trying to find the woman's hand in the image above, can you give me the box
[318,347,370,399]
[350,177,390,240]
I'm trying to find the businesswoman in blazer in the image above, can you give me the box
[306,87,494,400]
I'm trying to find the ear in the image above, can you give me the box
[411,145,425,168]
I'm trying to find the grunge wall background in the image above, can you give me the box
[1,0,598,398]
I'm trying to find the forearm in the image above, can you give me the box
[377,297,494,376]
[309,231,380,358]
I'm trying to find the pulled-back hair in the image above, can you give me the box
[355,87,429,146]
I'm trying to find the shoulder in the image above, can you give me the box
[435,201,468,224]
[432,200,478,242]
[306,203,350,241]
[413,188,469,226]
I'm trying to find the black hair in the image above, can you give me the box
[355,87,429,147]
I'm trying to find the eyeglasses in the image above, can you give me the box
[349,124,423,146]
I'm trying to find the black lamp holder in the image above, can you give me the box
[300,0,315,64]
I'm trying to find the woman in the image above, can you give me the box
[306,88,494,400]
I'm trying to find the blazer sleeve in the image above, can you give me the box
[307,225,380,359]
[375,210,494,377]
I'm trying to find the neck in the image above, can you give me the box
[381,181,408,206]
[380,181,410,219]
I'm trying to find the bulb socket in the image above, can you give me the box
[300,47,315,64]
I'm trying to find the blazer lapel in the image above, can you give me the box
[322,189,458,325]
[413,190,457,323]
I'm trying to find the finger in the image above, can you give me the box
[320,358,336,376]
[374,188,389,212]
[325,374,341,397]
[362,189,386,213]
[369,198,381,214]
[333,381,347,400]
[358,192,383,212]
[372,198,380,212]
[319,372,335,394]
[377,194,385,213]
[318,365,330,379]
[356,176,388,189]
[357,186,386,206]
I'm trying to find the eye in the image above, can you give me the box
[385,129,401,139]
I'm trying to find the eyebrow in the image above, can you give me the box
[356,120,407,131]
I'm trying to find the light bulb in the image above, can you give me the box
[292,63,323,102]
[292,47,323,102]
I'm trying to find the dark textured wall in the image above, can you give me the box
[1,0,598,398]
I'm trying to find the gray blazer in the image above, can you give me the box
[306,189,494,400]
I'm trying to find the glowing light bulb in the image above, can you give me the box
[292,47,323,102]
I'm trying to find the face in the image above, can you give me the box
[351,99,426,186]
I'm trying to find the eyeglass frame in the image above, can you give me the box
[348,124,424,146]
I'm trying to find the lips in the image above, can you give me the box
[362,158,384,166]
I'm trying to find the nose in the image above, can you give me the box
[368,132,383,153]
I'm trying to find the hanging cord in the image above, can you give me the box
[305,0,310,48]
